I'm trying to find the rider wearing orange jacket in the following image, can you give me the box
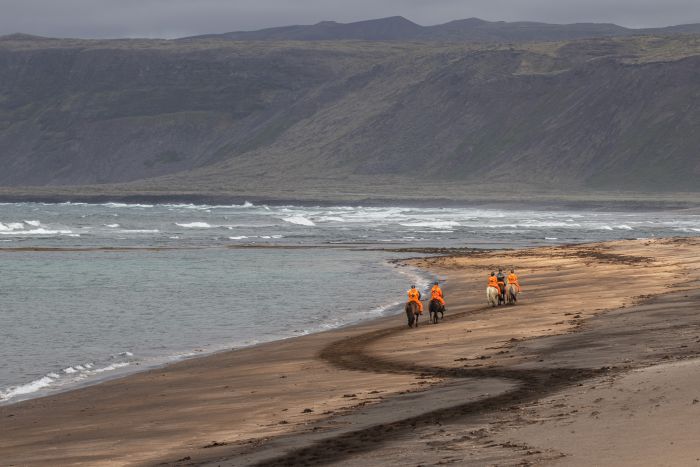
[430,281,446,307]
[488,272,500,291]
[507,270,521,292]
[408,285,423,314]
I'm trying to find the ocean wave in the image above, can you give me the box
[0,376,55,401]
[103,203,154,208]
[24,220,41,227]
[0,222,25,231]
[0,228,73,236]
[118,229,160,233]
[598,225,614,231]
[176,222,213,228]
[105,223,120,228]
[229,235,248,240]
[92,362,130,374]
[1,353,136,403]
[283,216,316,226]
[399,221,460,229]
[615,225,634,230]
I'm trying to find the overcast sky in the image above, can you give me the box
[2,0,700,39]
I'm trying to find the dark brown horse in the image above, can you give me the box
[405,301,420,328]
[429,299,445,324]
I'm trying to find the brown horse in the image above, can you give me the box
[429,299,444,324]
[405,301,421,328]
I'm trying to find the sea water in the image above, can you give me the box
[1,202,699,403]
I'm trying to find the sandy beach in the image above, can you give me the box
[1,237,700,466]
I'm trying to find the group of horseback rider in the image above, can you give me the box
[487,268,521,303]
[406,268,521,315]
[407,281,445,315]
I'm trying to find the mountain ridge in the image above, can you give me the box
[0,33,699,200]
[183,16,700,42]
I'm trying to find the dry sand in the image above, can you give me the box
[1,237,699,466]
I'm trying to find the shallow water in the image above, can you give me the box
[1,202,698,403]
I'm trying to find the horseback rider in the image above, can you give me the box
[407,285,423,314]
[496,268,506,301]
[430,281,446,308]
[507,269,521,293]
[487,272,500,291]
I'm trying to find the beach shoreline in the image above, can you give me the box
[1,237,700,466]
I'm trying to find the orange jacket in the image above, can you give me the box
[431,285,445,305]
[408,288,421,302]
[508,273,521,291]
[430,285,443,300]
[488,276,499,289]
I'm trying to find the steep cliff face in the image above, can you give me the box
[0,42,357,185]
[0,35,698,194]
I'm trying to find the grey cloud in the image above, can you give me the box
[1,0,700,38]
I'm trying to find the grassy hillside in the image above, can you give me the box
[0,34,699,200]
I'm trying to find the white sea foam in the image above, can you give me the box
[545,237,559,240]
[0,222,25,231]
[615,225,634,230]
[0,376,55,401]
[229,236,248,240]
[399,221,460,229]
[119,229,159,233]
[92,362,130,373]
[598,225,614,231]
[105,223,120,228]
[63,367,77,374]
[0,228,73,236]
[176,222,213,228]
[319,216,346,222]
[103,203,154,208]
[283,216,316,226]
[24,220,41,227]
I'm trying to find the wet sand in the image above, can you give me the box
[1,237,699,466]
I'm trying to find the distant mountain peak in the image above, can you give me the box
[184,16,700,43]
[0,33,49,41]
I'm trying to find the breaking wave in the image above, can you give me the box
[282,216,316,226]
[176,222,213,228]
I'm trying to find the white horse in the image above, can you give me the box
[506,283,518,305]
[486,286,499,307]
